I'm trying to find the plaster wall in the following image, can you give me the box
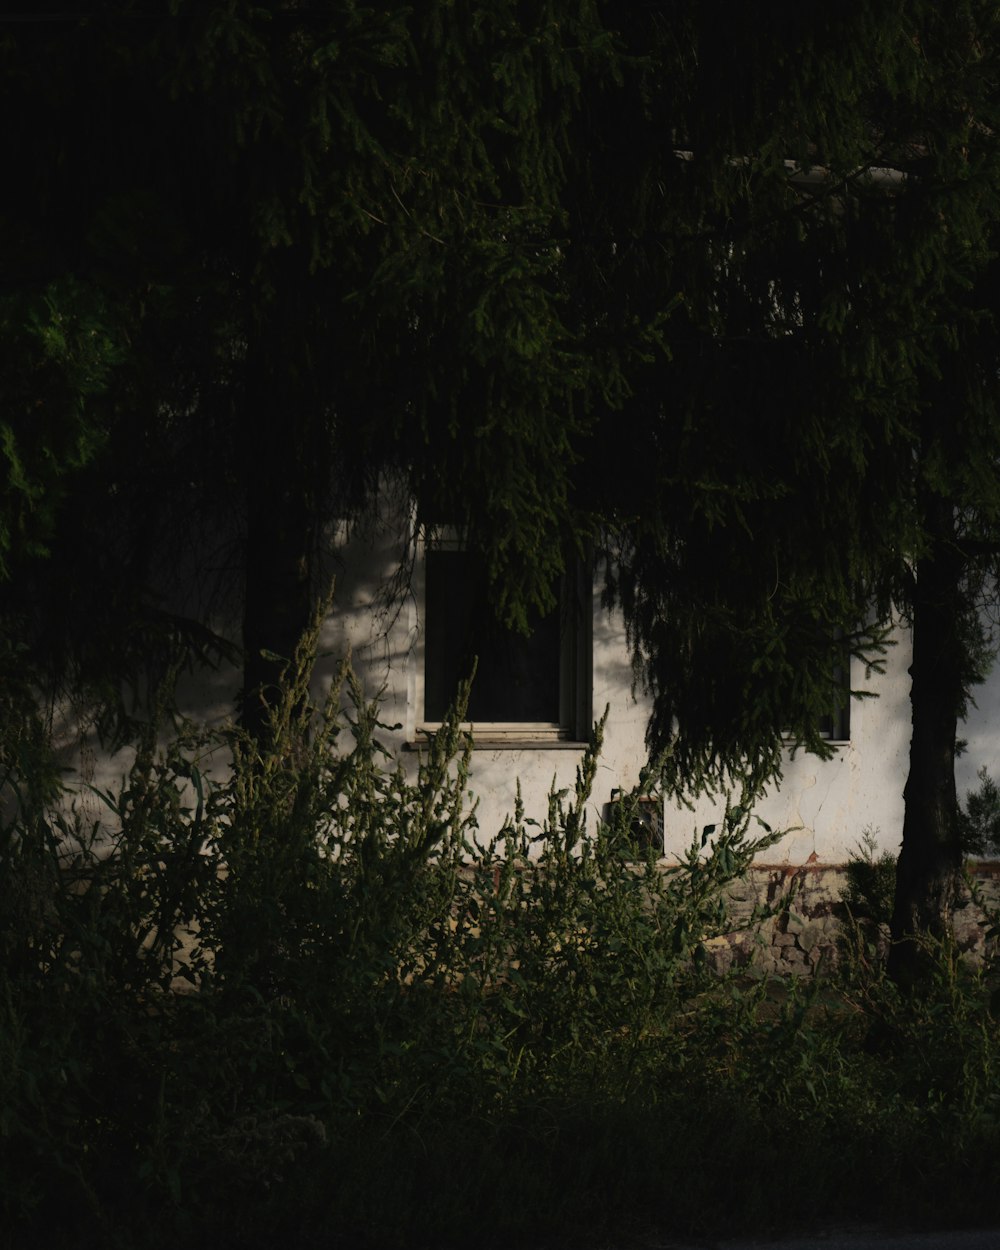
[303,523,998,868]
[58,514,1000,870]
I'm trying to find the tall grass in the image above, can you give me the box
[3,634,1000,1248]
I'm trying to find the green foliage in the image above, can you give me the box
[843,826,898,932]
[8,1,1000,1230]
[960,765,1000,856]
[839,828,897,976]
[0,637,778,1247]
[684,940,1000,1233]
[7,0,1000,823]
[4,644,1000,1246]
[0,280,119,577]
[594,1,1000,812]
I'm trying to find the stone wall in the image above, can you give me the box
[704,859,1000,976]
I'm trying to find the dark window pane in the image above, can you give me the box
[424,550,561,722]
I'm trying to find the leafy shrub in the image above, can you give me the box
[842,825,897,930]
[0,627,782,1248]
[959,765,1000,856]
[6,630,1000,1248]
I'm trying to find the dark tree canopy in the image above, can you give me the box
[5,2,1000,970]
[2,1,630,740]
[586,3,1000,796]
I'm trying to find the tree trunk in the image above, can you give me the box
[888,492,965,986]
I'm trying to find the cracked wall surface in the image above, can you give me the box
[54,507,1000,881]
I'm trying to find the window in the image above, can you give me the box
[605,792,664,857]
[783,653,851,744]
[816,705,850,742]
[413,540,592,747]
[817,653,851,742]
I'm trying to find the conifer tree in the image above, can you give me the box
[1,1,623,737]
[6,1,1000,972]
[585,2,1000,975]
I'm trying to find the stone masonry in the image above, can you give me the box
[703,858,1000,976]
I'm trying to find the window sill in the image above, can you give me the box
[781,736,851,749]
[407,726,588,751]
[787,737,851,744]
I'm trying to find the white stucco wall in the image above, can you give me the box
[55,510,1000,868]
[669,638,914,865]
[305,520,1000,867]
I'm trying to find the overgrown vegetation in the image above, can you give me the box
[843,827,898,933]
[4,648,1000,1249]
[961,766,1000,857]
[843,766,1000,942]
[11,1,1000,976]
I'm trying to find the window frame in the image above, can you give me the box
[782,653,852,747]
[408,531,592,749]
[817,652,852,743]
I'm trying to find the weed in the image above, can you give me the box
[3,638,1000,1248]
